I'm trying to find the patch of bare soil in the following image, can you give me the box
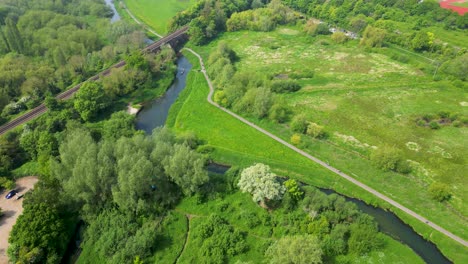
[0,176,39,263]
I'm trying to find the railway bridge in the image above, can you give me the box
[0,26,189,136]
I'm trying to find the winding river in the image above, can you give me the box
[99,0,452,263]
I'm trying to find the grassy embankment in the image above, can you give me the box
[122,0,197,34]
[167,49,467,263]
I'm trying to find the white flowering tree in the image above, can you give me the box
[238,163,285,207]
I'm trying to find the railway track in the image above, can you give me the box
[0,27,188,136]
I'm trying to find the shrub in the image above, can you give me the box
[429,121,440,129]
[428,182,451,202]
[290,114,308,133]
[306,122,325,139]
[290,134,301,145]
[271,80,301,93]
[452,120,462,127]
[331,32,348,44]
[370,146,402,172]
[0,177,15,190]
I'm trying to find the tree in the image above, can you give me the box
[284,179,304,201]
[0,176,15,190]
[428,182,451,202]
[360,26,386,47]
[238,163,285,207]
[102,111,136,139]
[74,81,108,121]
[163,143,208,196]
[411,31,431,51]
[370,145,407,172]
[8,203,68,264]
[265,235,323,264]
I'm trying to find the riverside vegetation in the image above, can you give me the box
[0,0,466,263]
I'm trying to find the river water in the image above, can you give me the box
[135,56,192,133]
[104,0,121,23]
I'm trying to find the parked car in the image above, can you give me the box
[5,190,17,199]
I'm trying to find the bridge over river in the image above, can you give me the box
[0,26,189,136]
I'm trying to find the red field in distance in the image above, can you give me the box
[439,0,468,15]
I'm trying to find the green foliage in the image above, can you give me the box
[238,163,285,205]
[306,122,325,139]
[428,182,452,202]
[290,114,308,133]
[265,235,323,264]
[284,179,304,201]
[440,53,468,81]
[0,176,15,190]
[193,215,247,263]
[102,111,136,139]
[226,1,298,32]
[163,143,209,196]
[74,82,108,122]
[331,31,348,44]
[270,80,301,93]
[370,146,410,173]
[80,209,158,264]
[348,217,384,255]
[360,26,386,48]
[8,203,69,264]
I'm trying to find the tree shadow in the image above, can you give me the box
[0,210,16,226]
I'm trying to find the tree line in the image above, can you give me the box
[0,0,148,124]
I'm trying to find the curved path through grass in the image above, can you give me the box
[183,47,468,248]
[122,2,468,249]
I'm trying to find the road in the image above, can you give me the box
[183,47,468,248]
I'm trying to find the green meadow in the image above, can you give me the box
[123,0,197,34]
[166,50,467,263]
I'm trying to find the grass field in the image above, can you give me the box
[123,0,197,34]
[198,28,468,215]
[166,50,468,263]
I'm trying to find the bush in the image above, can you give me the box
[290,114,308,133]
[370,146,403,172]
[429,121,440,129]
[291,134,301,145]
[271,80,301,93]
[306,122,325,139]
[0,177,15,190]
[428,182,451,202]
[331,32,348,44]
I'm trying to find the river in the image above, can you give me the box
[104,0,121,23]
[135,56,192,133]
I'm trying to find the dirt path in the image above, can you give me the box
[0,176,39,263]
[182,47,468,248]
[174,214,192,264]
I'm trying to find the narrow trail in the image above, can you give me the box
[182,47,468,248]
[174,214,192,264]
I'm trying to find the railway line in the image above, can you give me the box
[0,26,188,136]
